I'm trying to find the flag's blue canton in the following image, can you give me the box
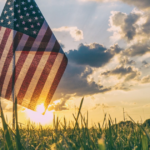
[0,0,45,38]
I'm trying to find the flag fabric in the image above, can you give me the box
[0,0,68,112]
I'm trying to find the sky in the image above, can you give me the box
[0,0,150,127]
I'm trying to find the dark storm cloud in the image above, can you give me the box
[101,66,141,81]
[67,43,122,68]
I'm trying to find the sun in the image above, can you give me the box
[25,104,54,125]
[36,104,46,114]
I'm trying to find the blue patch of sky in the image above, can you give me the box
[36,0,134,51]
[0,1,6,15]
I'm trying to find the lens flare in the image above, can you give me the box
[25,104,54,125]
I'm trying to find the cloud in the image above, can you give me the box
[118,55,136,66]
[142,16,150,34]
[51,43,124,110]
[121,101,137,106]
[1,99,25,112]
[109,9,150,44]
[143,103,150,108]
[91,103,115,110]
[52,63,112,111]
[67,43,122,68]
[141,75,150,83]
[113,82,133,91]
[100,63,150,90]
[59,42,65,49]
[101,65,141,81]
[53,26,84,41]
[53,63,111,100]
[120,0,150,10]
[123,43,150,57]
[48,100,69,111]
[51,39,149,111]
[51,40,149,110]
[80,0,150,10]
[108,10,150,57]
[108,10,142,42]
[142,61,150,68]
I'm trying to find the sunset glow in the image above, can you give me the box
[36,104,45,114]
[25,104,54,125]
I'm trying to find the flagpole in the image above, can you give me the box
[12,1,21,130]
[12,47,16,130]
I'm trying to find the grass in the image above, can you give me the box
[0,98,150,150]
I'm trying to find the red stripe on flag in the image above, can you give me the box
[44,55,68,109]
[0,28,11,60]
[28,52,58,110]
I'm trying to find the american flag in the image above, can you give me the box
[0,0,68,112]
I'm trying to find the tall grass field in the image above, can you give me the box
[0,98,150,150]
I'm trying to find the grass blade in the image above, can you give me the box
[142,135,148,150]
[14,98,24,150]
[0,100,14,150]
[73,97,84,133]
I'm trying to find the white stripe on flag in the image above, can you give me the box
[35,53,64,108]
[31,21,48,51]
[0,30,13,76]
[21,52,50,107]
[45,34,56,51]
[0,27,6,44]
[15,34,29,51]
[1,59,13,98]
